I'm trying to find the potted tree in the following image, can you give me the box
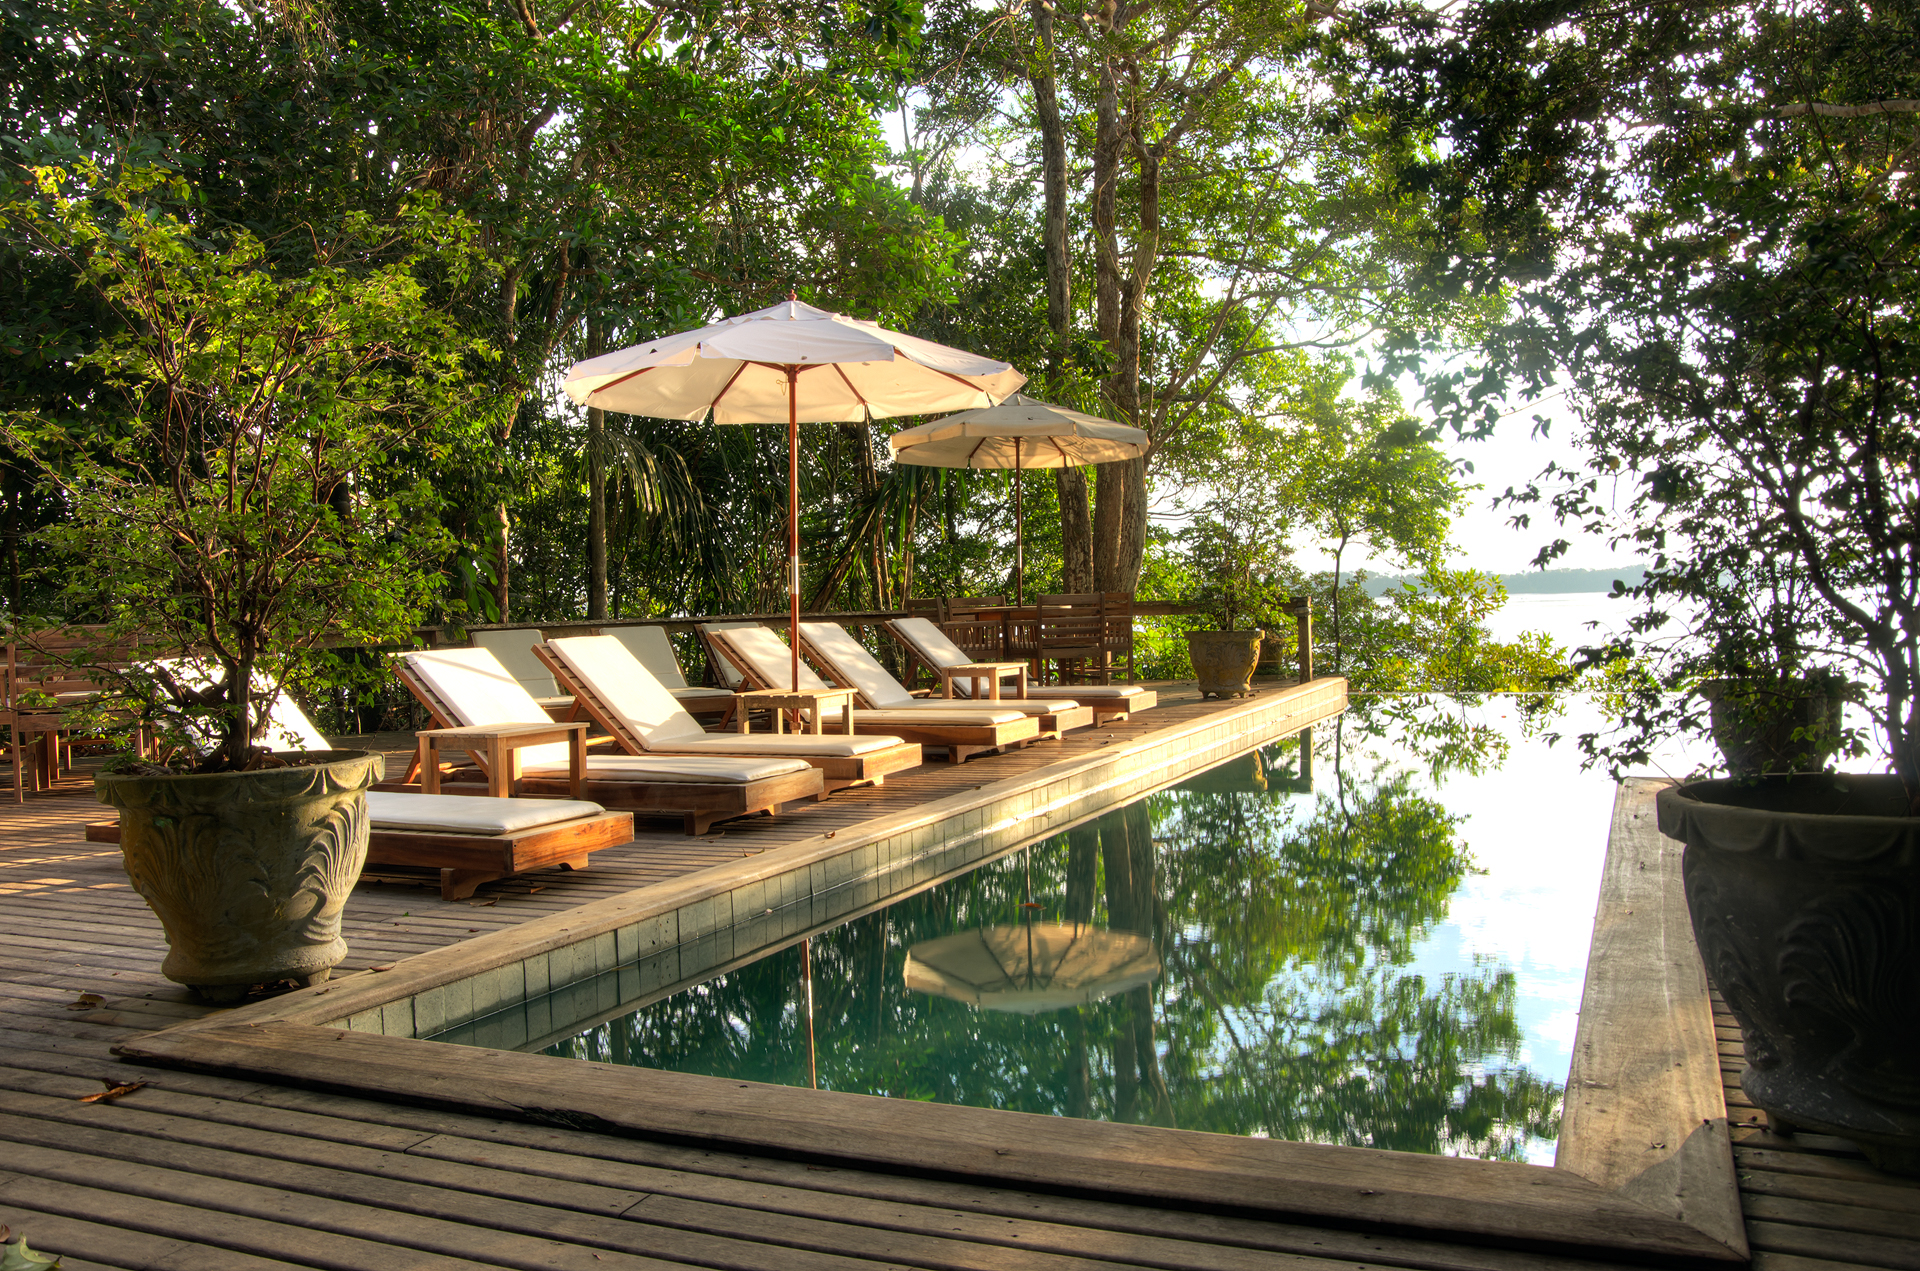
[3,163,486,1001]
[1180,498,1288,699]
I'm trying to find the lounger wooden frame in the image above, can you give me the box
[705,626,1040,764]
[88,808,635,901]
[797,624,1092,742]
[393,658,821,836]
[883,619,1156,724]
[530,643,920,793]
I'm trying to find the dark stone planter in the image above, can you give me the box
[96,750,383,1002]
[1185,630,1264,699]
[1656,774,1920,1173]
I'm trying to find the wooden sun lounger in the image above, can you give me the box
[88,793,636,901]
[394,651,822,835]
[703,624,1040,763]
[796,620,1094,741]
[885,616,1157,723]
[532,638,922,792]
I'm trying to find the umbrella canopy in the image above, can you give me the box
[563,300,1026,421]
[886,395,1147,603]
[903,922,1160,1015]
[562,300,1025,689]
[887,395,1148,468]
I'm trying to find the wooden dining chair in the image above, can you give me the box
[1034,594,1108,685]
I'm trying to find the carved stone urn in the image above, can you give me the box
[1698,675,1847,774]
[96,750,382,1002]
[1185,630,1264,699]
[1656,774,1920,1173]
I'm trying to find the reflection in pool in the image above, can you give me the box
[545,717,1572,1163]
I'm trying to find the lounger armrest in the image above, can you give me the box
[416,720,589,799]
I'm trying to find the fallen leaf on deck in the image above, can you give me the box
[63,993,105,1010]
[528,885,545,894]
[77,1079,146,1104]
[467,927,479,932]
[0,1228,61,1270]
[478,899,497,907]
[368,963,396,973]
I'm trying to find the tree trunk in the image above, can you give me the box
[587,404,608,620]
[586,319,608,621]
[3,462,19,612]
[1057,468,1094,593]
[1330,533,1348,673]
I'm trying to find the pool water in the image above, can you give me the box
[531,695,1682,1165]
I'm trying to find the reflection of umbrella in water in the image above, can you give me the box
[903,922,1160,1014]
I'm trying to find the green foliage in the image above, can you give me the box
[0,1229,59,1271]
[1,162,490,768]
[1348,0,1920,794]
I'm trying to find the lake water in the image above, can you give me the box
[445,591,1719,1166]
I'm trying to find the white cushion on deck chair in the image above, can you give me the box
[853,707,1029,727]
[543,635,714,745]
[471,629,563,699]
[364,791,609,835]
[801,622,1077,718]
[522,753,811,783]
[657,733,904,758]
[400,648,576,767]
[699,621,764,688]
[607,625,690,689]
[890,620,1146,701]
[706,624,837,692]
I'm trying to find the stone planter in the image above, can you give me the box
[1698,676,1846,774]
[1656,774,1920,1173]
[96,750,383,1002]
[1185,629,1264,699]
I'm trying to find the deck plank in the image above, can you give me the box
[22,686,1893,1271]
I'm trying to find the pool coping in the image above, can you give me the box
[111,685,1747,1266]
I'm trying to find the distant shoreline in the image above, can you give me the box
[1363,566,1647,596]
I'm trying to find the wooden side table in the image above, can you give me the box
[938,661,1028,702]
[417,720,590,798]
[734,687,856,735]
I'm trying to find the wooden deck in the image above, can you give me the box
[3,684,1917,1269]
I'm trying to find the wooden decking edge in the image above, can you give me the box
[1556,777,1748,1261]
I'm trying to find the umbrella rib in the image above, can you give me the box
[708,361,752,414]
[831,364,871,418]
[590,364,655,397]
[909,351,1005,399]
[1049,438,1070,465]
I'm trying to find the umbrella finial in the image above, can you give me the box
[787,287,797,301]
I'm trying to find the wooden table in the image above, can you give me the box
[417,720,589,798]
[937,661,1028,701]
[734,687,855,735]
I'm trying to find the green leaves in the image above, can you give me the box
[0,1229,59,1271]
[2,161,490,768]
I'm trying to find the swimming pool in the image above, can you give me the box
[431,697,1664,1165]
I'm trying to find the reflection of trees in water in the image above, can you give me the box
[550,729,1563,1160]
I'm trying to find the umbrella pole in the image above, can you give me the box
[1014,439,1024,606]
[787,365,801,692]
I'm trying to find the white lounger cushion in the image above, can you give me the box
[402,648,577,766]
[700,621,763,688]
[523,754,811,783]
[707,624,838,692]
[655,734,905,758]
[799,622,1075,718]
[471,629,563,699]
[543,636,717,744]
[364,791,609,835]
[404,647,806,784]
[721,624,1026,727]
[545,635,912,756]
[890,619,1148,701]
[608,626,690,689]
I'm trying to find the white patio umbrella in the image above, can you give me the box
[563,300,1025,689]
[902,921,1160,1014]
[887,395,1147,604]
